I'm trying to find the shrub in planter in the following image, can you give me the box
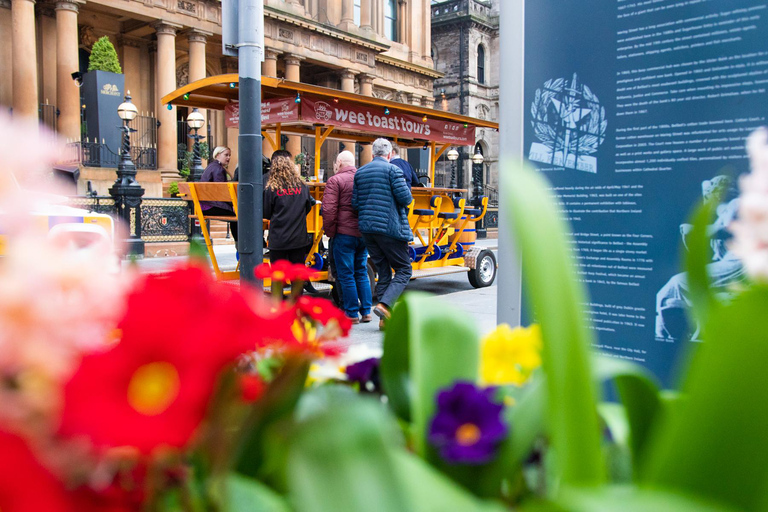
[88,36,122,73]
[82,36,125,167]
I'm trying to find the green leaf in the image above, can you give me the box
[286,387,413,512]
[224,473,291,512]
[523,485,740,512]
[380,292,480,459]
[475,376,547,499]
[234,357,310,478]
[188,236,209,263]
[501,162,604,487]
[682,198,719,337]
[593,356,661,469]
[392,451,508,512]
[642,285,768,509]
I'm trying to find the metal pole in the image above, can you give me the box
[188,127,204,238]
[237,0,264,286]
[189,128,205,182]
[497,0,525,326]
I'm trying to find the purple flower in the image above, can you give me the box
[428,381,508,465]
[345,357,381,392]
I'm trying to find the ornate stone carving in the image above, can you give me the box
[177,0,195,13]
[176,62,189,88]
[284,54,305,67]
[36,2,56,18]
[54,0,81,13]
[118,35,145,49]
[187,30,210,44]
[153,21,180,37]
[79,25,97,48]
[264,48,282,61]
[278,27,295,42]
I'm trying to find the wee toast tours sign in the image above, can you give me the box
[224,95,475,145]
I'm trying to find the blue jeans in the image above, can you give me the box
[332,234,372,318]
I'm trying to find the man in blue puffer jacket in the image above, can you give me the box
[352,138,413,330]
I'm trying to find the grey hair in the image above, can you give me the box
[390,141,400,153]
[372,138,392,158]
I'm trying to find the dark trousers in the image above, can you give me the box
[202,206,238,242]
[362,233,412,309]
[269,245,309,265]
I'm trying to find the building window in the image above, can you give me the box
[354,0,361,25]
[477,44,486,84]
[385,0,397,42]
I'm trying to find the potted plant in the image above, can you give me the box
[81,36,126,168]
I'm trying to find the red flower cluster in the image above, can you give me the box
[58,266,294,455]
[296,296,353,333]
[255,261,318,283]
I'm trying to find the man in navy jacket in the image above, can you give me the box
[352,138,413,330]
[389,142,421,189]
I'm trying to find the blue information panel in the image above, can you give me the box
[523,0,767,385]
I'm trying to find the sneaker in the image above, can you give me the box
[346,315,360,324]
[373,303,391,320]
[361,314,373,323]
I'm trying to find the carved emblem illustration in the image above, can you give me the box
[529,73,606,173]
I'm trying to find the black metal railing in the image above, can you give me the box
[133,114,158,152]
[66,196,189,243]
[39,103,58,133]
[483,184,498,206]
[64,140,157,170]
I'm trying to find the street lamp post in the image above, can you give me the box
[187,108,206,182]
[109,92,145,257]
[471,148,486,239]
[447,147,459,189]
[186,108,206,238]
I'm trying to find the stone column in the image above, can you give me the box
[0,0,13,107]
[55,0,80,141]
[338,69,357,160]
[359,73,374,165]
[284,54,304,160]
[360,0,372,31]
[262,48,280,77]
[409,93,421,106]
[154,22,181,181]
[339,0,354,30]
[188,30,209,160]
[11,0,39,121]
[262,49,281,159]
[421,95,434,109]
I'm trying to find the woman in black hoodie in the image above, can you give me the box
[263,150,314,265]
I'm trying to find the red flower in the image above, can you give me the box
[255,261,318,282]
[0,430,71,512]
[59,266,294,454]
[238,374,266,402]
[296,296,351,333]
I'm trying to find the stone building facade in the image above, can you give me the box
[431,0,498,195]
[0,0,439,195]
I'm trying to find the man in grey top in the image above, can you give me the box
[352,138,413,330]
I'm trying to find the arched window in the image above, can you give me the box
[385,0,398,42]
[477,44,486,84]
[354,0,361,25]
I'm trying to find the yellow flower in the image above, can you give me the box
[480,324,542,387]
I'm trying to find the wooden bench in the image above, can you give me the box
[178,182,241,280]
[178,181,326,282]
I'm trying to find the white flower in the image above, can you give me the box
[730,127,768,281]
